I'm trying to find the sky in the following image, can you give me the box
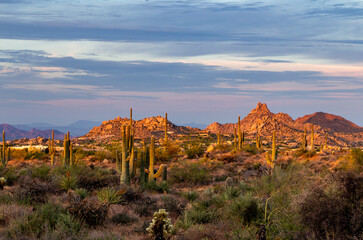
[0,0,362,126]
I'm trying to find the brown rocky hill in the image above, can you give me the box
[205,102,363,147]
[83,116,198,140]
[205,102,304,136]
[295,112,363,133]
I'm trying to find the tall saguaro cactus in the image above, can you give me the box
[310,123,314,150]
[165,113,168,143]
[234,128,237,150]
[217,130,221,147]
[50,130,55,165]
[238,116,241,150]
[148,136,166,182]
[120,125,134,185]
[63,131,71,166]
[1,131,9,167]
[256,133,261,150]
[266,130,276,168]
[301,126,307,150]
[324,132,328,151]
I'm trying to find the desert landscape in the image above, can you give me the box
[0,102,361,239]
[1,0,363,239]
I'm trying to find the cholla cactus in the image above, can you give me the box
[0,177,6,190]
[146,209,174,240]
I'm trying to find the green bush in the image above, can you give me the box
[68,197,108,226]
[185,142,205,159]
[155,140,180,162]
[145,180,169,193]
[59,173,78,191]
[169,162,211,185]
[96,187,123,205]
[26,150,47,160]
[182,191,199,202]
[244,144,258,155]
[31,165,52,181]
[228,193,262,223]
[6,203,82,239]
[111,213,137,225]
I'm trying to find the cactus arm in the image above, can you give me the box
[153,164,165,178]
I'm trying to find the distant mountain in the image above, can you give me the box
[0,124,65,140]
[295,112,363,133]
[204,102,363,147]
[84,116,198,139]
[14,120,101,137]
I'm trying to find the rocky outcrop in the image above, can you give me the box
[84,116,199,139]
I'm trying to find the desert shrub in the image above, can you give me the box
[6,203,82,239]
[0,166,17,186]
[182,191,199,202]
[222,186,241,200]
[244,144,258,155]
[31,164,52,181]
[68,197,108,226]
[145,180,169,193]
[185,142,205,159]
[96,187,124,205]
[59,172,78,191]
[299,171,363,239]
[10,149,27,161]
[228,193,262,224]
[121,187,143,203]
[74,188,88,199]
[169,162,211,185]
[111,212,137,225]
[183,202,219,225]
[160,195,184,216]
[134,197,158,217]
[155,140,180,162]
[25,150,47,160]
[76,166,118,191]
[94,150,114,162]
[293,149,307,157]
[338,148,363,171]
[72,147,93,161]
[218,153,236,162]
[0,191,13,204]
[16,176,50,204]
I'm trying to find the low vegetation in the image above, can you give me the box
[0,130,362,240]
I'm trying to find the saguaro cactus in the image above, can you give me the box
[310,123,314,150]
[148,136,166,182]
[217,130,221,147]
[256,133,261,150]
[49,130,55,165]
[238,116,241,150]
[63,132,71,166]
[234,128,237,150]
[266,130,276,168]
[324,132,328,151]
[301,126,307,150]
[1,131,9,167]
[165,113,168,143]
[120,125,134,185]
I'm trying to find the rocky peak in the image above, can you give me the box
[249,102,272,116]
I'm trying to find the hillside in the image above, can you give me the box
[205,102,363,147]
[295,112,363,133]
[84,116,198,140]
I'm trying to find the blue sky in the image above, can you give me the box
[0,0,362,126]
